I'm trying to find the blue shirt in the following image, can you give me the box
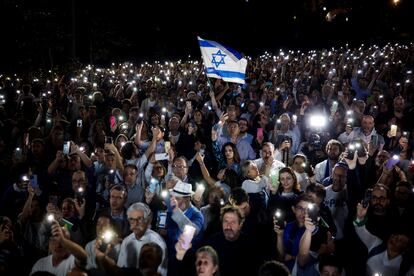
[217,136,256,162]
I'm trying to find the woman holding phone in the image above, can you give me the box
[268,167,303,223]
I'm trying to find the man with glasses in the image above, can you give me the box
[365,184,400,241]
[238,118,253,144]
[274,194,328,272]
[168,156,195,189]
[98,202,167,275]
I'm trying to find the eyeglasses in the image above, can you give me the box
[372,196,387,202]
[128,216,146,223]
[154,166,164,170]
[172,165,187,169]
[295,206,307,213]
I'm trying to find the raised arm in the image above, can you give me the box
[51,221,88,268]
[195,153,216,188]
[297,215,315,267]
[353,202,382,252]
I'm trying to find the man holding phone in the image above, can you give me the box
[324,163,349,241]
[166,182,204,265]
[115,203,167,275]
[346,115,385,155]
[274,194,329,271]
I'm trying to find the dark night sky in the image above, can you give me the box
[0,0,413,72]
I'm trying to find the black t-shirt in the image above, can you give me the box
[205,232,259,276]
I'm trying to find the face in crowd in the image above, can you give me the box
[222,211,243,242]
[331,166,347,192]
[127,209,150,240]
[172,158,188,180]
[195,250,218,276]
[370,186,390,216]
[326,143,341,161]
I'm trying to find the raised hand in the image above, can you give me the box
[356,202,368,221]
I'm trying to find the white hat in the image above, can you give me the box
[170,181,194,197]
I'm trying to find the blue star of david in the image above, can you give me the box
[211,50,226,67]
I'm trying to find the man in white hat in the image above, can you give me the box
[166,181,204,266]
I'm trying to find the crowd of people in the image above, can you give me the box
[0,42,414,276]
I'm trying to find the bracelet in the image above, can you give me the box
[353,216,367,227]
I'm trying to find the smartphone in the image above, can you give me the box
[15,147,23,161]
[105,136,113,144]
[110,116,117,129]
[390,125,397,137]
[385,156,400,169]
[303,162,315,177]
[30,175,39,190]
[155,153,169,161]
[76,119,83,128]
[371,134,378,148]
[157,211,167,229]
[270,170,279,189]
[186,101,192,110]
[355,142,366,157]
[347,144,356,159]
[181,224,196,250]
[75,187,85,205]
[136,113,144,124]
[63,141,71,155]
[99,242,109,253]
[164,141,171,153]
[362,189,372,208]
[307,203,319,224]
[257,128,264,141]
[274,209,285,229]
[49,195,59,206]
[149,178,158,193]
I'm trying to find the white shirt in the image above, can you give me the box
[367,250,402,276]
[242,176,268,194]
[31,254,75,276]
[253,158,285,177]
[85,239,121,271]
[117,229,168,276]
[324,185,348,240]
[294,171,311,191]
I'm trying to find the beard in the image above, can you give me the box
[372,204,387,216]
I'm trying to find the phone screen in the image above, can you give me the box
[105,136,113,144]
[30,175,38,190]
[307,204,318,224]
[257,128,264,140]
[186,101,192,109]
[149,179,158,193]
[110,116,117,129]
[63,142,70,155]
[164,141,171,153]
[385,157,399,169]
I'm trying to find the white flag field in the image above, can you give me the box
[198,36,247,84]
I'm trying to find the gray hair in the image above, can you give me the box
[241,160,256,178]
[127,202,152,221]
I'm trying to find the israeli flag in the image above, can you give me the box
[198,36,247,84]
